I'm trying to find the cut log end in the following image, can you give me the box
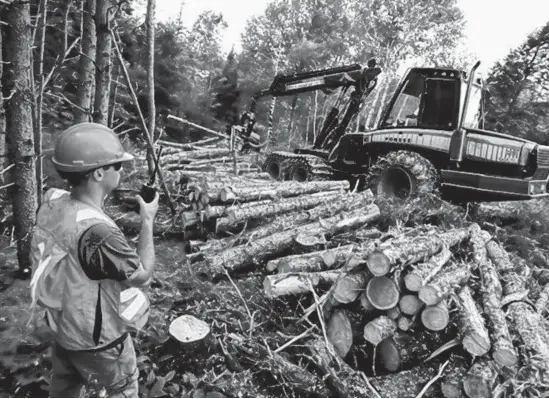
[363,316,397,346]
[378,337,400,372]
[492,348,519,368]
[404,274,423,292]
[418,285,444,306]
[327,310,353,359]
[462,334,491,357]
[421,302,449,331]
[366,276,400,310]
[441,382,463,398]
[366,251,391,276]
[399,294,423,316]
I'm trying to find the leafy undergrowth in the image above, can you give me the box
[1,195,549,397]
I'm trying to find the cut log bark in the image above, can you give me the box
[421,300,449,331]
[263,271,340,298]
[506,301,549,374]
[326,310,353,359]
[535,284,549,315]
[369,363,441,398]
[462,359,498,398]
[220,180,350,203]
[404,248,452,292]
[485,240,515,273]
[367,228,470,277]
[418,261,470,306]
[265,244,353,273]
[332,272,370,305]
[456,286,491,356]
[307,338,378,397]
[226,334,330,397]
[399,294,423,316]
[276,244,355,273]
[377,331,443,372]
[440,354,469,398]
[363,315,397,345]
[366,276,400,310]
[472,245,519,366]
[200,205,380,277]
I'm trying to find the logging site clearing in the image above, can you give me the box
[1,141,549,398]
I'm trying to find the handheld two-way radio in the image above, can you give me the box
[123,146,163,213]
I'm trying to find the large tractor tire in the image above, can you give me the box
[262,151,301,181]
[287,155,334,182]
[367,151,438,199]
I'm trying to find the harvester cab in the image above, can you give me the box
[328,60,549,202]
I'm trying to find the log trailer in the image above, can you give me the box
[235,60,549,202]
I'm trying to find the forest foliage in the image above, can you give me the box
[0,0,548,267]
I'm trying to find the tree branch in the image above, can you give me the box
[111,27,176,214]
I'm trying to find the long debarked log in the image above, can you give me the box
[199,205,380,277]
[485,239,515,273]
[220,180,350,203]
[226,191,340,225]
[160,148,233,162]
[404,248,453,292]
[418,261,470,306]
[471,227,518,367]
[226,334,330,397]
[266,244,355,273]
[506,301,549,374]
[367,228,470,276]
[197,192,373,254]
[456,286,491,356]
[263,270,340,298]
[485,239,549,373]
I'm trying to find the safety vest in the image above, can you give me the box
[29,188,149,351]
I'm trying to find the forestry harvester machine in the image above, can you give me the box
[233,59,549,203]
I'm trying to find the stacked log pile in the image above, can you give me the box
[158,139,265,176]
[113,139,549,397]
[241,221,549,397]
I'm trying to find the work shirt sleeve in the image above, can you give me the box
[78,223,142,281]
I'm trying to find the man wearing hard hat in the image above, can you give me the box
[29,122,158,397]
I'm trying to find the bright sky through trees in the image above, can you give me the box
[146,0,549,74]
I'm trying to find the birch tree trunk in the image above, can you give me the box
[145,0,156,171]
[75,0,97,122]
[93,0,112,124]
[5,1,37,273]
[35,0,48,206]
[0,26,8,204]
